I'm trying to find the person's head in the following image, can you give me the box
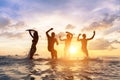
[66,34,70,38]
[82,34,86,39]
[51,32,55,37]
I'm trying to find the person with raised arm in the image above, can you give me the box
[46,28,59,59]
[59,31,73,57]
[77,31,95,59]
[26,29,39,59]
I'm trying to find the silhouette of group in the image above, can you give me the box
[27,28,96,60]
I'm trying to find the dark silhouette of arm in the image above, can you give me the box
[46,28,53,37]
[29,31,34,38]
[26,29,36,38]
[77,34,81,41]
[87,31,95,40]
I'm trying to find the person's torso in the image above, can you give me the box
[32,36,39,44]
[48,37,56,48]
[65,38,72,47]
[81,39,87,48]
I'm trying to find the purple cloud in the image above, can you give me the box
[65,24,76,30]
[82,14,120,31]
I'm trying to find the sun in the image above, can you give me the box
[69,46,77,54]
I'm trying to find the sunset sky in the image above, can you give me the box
[0,0,120,58]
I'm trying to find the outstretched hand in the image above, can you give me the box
[26,29,30,31]
[26,29,36,31]
[78,33,81,36]
[50,28,53,30]
[66,31,69,33]
[66,32,73,36]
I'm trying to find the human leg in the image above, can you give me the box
[82,48,89,58]
[48,47,54,59]
[54,50,57,59]
[51,52,54,59]
[51,50,57,59]
[84,49,88,58]
[29,45,36,59]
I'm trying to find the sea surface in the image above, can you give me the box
[0,55,120,80]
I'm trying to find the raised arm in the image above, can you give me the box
[66,31,73,38]
[26,29,36,38]
[46,28,53,37]
[77,34,81,41]
[29,31,34,38]
[59,36,65,41]
[87,31,95,40]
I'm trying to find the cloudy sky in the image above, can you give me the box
[0,0,120,57]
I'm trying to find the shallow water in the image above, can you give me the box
[0,56,120,80]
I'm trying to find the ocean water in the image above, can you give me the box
[0,55,120,80]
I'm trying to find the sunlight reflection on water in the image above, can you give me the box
[0,56,120,80]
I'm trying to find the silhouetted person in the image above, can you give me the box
[59,32,73,57]
[26,29,39,59]
[77,31,95,59]
[46,28,59,59]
